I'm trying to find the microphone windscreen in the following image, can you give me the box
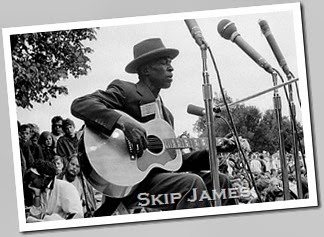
[258,19,270,34]
[187,104,205,117]
[217,19,237,40]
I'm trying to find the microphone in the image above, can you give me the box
[187,104,206,116]
[217,19,274,74]
[184,19,206,47]
[187,104,221,117]
[258,19,290,75]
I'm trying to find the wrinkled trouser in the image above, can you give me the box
[94,150,237,216]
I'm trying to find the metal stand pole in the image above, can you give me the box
[200,44,221,207]
[287,73,303,198]
[272,72,290,200]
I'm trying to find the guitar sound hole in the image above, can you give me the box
[147,135,163,154]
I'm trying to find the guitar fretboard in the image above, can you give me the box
[164,137,220,151]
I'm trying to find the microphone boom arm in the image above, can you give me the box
[187,77,299,117]
[219,77,299,109]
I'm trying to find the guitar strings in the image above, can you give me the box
[146,137,192,149]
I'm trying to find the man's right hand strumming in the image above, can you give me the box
[116,116,148,158]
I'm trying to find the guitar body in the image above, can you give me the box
[81,111,182,198]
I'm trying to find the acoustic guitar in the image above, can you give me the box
[80,110,231,198]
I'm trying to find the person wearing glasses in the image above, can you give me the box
[50,116,64,151]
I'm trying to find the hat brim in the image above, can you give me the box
[125,48,179,73]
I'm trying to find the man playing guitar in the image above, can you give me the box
[71,38,238,216]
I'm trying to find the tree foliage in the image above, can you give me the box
[193,91,304,154]
[10,28,98,109]
[194,90,262,139]
[253,109,304,154]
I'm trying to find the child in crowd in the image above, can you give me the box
[19,124,35,169]
[38,131,56,162]
[53,155,64,175]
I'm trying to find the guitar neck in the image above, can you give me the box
[164,137,219,151]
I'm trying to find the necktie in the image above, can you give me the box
[155,96,164,119]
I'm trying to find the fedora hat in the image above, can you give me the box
[125,38,179,73]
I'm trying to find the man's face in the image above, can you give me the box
[21,128,31,143]
[31,136,39,145]
[269,179,282,193]
[147,57,174,90]
[64,124,75,137]
[67,157,80,177]
[232,182,242,196]
[52,120,63,135]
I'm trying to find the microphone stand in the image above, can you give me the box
[272,72,290,200]
[258,19,303,199]
[286,73,303,199]
[200,42,221,207]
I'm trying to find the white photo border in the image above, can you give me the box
[2,2,318,232]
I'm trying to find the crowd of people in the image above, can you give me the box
[18,116,100,221]
[217,149,309,204]
[18,115,309,221]
[17,37,309,223]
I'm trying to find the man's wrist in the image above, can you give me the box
[116,116,126,131]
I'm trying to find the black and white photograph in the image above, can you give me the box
[1,2,318,233]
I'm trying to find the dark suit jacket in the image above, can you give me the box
[71,79,174,134]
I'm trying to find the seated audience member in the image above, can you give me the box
[231,178,253,204]
[18,121,27,176]
[19,124,35,169]
[57,155,97,217]
[218,155,229,175]
[56,118,81,166]
[57,118,82,166]
[264,177,284,202]
[231,179,244,204]
[250,178,270,203]
[39,131,56,162]
[300,173,309,199]
[24,159,83,222]
[51,116,64,150]
[28,123,40,135]
[287,154,295,174]
[53,155,64,175]
[20,148,27,177]
[242,177,252,190]
[241,177,256,203]
[270,168,278,178]
[249,153,262,174]
[258,155,267,173]
[30,131,40,145]
[29,131,44,162]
